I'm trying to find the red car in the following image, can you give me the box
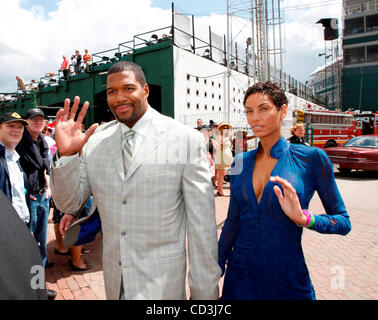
[324,135,378,173]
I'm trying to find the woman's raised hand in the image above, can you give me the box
[270,176,307,226]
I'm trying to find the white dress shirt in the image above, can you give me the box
[4,147,30,223]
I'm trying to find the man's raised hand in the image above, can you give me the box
[55,96,99,157]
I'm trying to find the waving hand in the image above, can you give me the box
[270,176,307,226]
[55,96,99,157]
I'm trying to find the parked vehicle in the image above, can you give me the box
[293,109,378,149]
[324,135,378,173]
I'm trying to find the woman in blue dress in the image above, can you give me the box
[218,81,351,300]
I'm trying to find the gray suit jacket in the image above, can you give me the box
[50,107,221,300]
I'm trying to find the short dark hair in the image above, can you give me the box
[243,81,288,110]
[108,61,146,87]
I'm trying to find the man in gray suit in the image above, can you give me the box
[50,61,221,300]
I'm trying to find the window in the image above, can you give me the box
[344,47,365,65]
[367,45,378,63]
[344,17,364,36]
[366,14,378,33]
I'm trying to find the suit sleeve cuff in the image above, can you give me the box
[52,152,79,168]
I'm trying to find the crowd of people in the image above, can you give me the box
[12,35,173,95]
[11,34,173,96]
[1,61,351,300]
[59,49,92,80]
[0,107,94,300]
[196,114,312,198]
[13,49,92,91]
[195,119,256,196]
[0,109,56,299]
[196,119,234,196]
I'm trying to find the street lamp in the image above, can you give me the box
[316,18,339,109]
[318,52,331,106]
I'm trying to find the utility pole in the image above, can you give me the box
[316,18,339,109]
[226,0,231,124]
[226,0,285,113]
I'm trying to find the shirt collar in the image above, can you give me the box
[270,136,290,158]
[119,105,153,137]
[258,136,289,159]
[0,142,20,162]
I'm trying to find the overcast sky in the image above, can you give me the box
[0,0,342,92]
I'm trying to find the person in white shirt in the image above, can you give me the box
[0,112,30,224]
[0,111,57,300]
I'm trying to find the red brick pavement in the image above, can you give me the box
[45,216,106,300]
[45,183,378,300]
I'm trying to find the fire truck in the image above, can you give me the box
[354,112,378,136]
[293,109,357,148]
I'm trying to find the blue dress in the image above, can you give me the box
[218,137,351,300]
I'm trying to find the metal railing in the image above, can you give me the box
[344,0,378,16]
[0,26,173,107]
[1,22,323,107]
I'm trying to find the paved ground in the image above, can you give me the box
[45,177,378,300]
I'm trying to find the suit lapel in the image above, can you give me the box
[106,124,126,181]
